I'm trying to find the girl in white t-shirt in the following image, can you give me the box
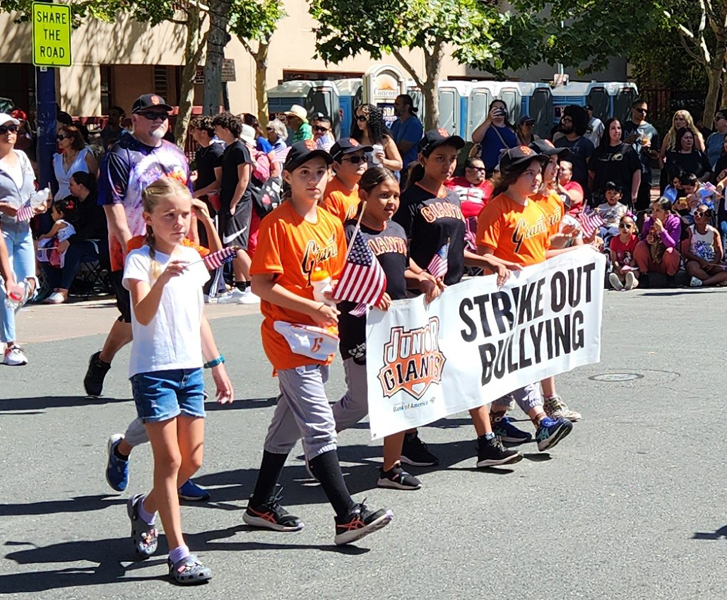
[122,176,233,585]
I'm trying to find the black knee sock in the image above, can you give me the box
[309,450,355,518]
[250,450,288,507]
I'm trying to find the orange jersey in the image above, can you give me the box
[476,193,549,266]
[322,176,360,223]
[533,189,565,238]
[250,201,346,371]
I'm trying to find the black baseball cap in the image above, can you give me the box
[529,138,569,159]
[131,94,172,114]
[418,128,465,154]
[330,138,373,162]
[284,140,333,172]
[499,145,549,171]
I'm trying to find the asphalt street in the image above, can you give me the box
[1,288,727,599]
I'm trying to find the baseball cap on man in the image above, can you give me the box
[284,140,333,172]
[418,128,465,154]
[284,105,308,123]
[529,138,569,159]
[499,145,549,172]
[131,94,172,114]
[330,138,373,162]
[0,113,20,127]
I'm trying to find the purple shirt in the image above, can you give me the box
[640,213,681,248]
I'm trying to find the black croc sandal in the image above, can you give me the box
[168,554,212,585]
[127,494,158,558]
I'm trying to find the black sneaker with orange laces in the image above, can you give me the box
[334,502,393,545]
[243,490,304,532]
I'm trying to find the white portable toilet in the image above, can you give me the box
[437,81,472,138]
[467,81,499,140]
[267,80,319,118]
[363,64,407,128]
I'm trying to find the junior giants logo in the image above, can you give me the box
[378,317,446,399]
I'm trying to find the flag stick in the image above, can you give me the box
[343,201,368,263]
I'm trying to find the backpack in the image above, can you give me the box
[251,176,282,218]
[250,147,271,184]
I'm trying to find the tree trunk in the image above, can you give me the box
[422,42,443,130]
[203,0,231,116]
[175,6,203,147]
[255,40,270,126]
[703,57,724,126]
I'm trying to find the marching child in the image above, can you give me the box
[332,166,441,490]
[245,141,393,545]
[476,146,574,452]
[122,177,233,584]
[321,138,372,223]
[608,214,640,291]
[395,129,522,469]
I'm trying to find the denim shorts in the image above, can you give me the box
[131,368,206,423]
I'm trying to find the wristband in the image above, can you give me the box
[204,354,225,369]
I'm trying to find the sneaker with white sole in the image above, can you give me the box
[690,276,703,288]
[334,502,393,545]
[543,395,582,422]
[217,288,246,304]
[609,272,624,291]
[377,465,422,490]
[238,288,260,304]
[624,271,637,290]
[3,345,27,366]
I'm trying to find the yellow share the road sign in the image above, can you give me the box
[32,2,72,67]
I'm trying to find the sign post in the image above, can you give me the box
[32,1,72,190]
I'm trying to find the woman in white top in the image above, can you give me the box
[0,112,49,366]
[52,124,98,200]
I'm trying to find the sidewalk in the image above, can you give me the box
[15,298,260,344]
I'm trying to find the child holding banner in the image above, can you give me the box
[395,129,523,469]
[246,141,393,545]
[333,166,442,490]
[476,145,574,452]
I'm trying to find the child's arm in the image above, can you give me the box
[192,198,223,253]
[38,221,62,240]
[609,248,620,272]
[201,315,233,403]
[469,248,518,287]
[127,260,188,326]
[680,229,704,265]
[251,273,340,327]
[405,260,442,303]
[712,227,724,265]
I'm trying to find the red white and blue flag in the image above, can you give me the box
[202,246,238,270]
[579,207,605,239]
[427,242,449,279]
[16,200,35,222]
[334,231,387,316]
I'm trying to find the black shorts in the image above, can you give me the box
[220,201,252,250]
[110,270,132,323]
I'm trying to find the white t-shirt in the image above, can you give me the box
[122,245,210,377]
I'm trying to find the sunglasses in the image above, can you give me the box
[694,210,711,217]
[635,108,647,114]
[137,111,169,121]
[468,166,486,172]
[0,124,19,134]
[56,134,71,140]
[313,126,329,132]
[619,223,633,229]
[356,115,368,122]
[343,155,367,164]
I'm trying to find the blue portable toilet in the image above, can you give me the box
[518,82,553,140]
[267,80,318,119]
[605,82,639,122]
[437,81,472,138]
[466,81,499,140]
[334,78,363,138]
[306,82,342,138]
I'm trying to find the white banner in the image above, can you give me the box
[365,248,606,439]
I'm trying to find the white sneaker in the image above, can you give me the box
[217,288,246,304]
[3,345,27,366]
[624,271,636,290]
[690,276,703,288]
[238,288,260,304]
[609,273,624,291]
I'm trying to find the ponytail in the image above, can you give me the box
[145,225,161,282]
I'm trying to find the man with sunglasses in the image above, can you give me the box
[623,98,660,211]
[321,138,372,223]
[445,157,493,221]
[87,93,190,399]
[312,114,334,152]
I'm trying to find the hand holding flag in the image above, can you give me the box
[333,230,387,316]
[578,207,605,240]
[427,239,449,279]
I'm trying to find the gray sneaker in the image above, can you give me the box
[543,395,582,422]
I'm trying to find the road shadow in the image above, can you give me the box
[2,524,367,593]
[0,494,125,518]
[205,396,278,411]
[0,395,130,412]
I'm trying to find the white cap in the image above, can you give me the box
[284,104,308,123]
[273,321,338,361]
[0,113,20,127]
[240,123,256,146]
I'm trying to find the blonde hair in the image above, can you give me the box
[141,176,192,280]
[665,110,704,151]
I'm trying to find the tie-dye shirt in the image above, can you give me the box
[98,135,190,271]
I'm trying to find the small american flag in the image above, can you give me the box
[427,241,449,279]
[16,200,35,222]
[334,231,387,316]
[579,207,605,239]
[202,246,238,270]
